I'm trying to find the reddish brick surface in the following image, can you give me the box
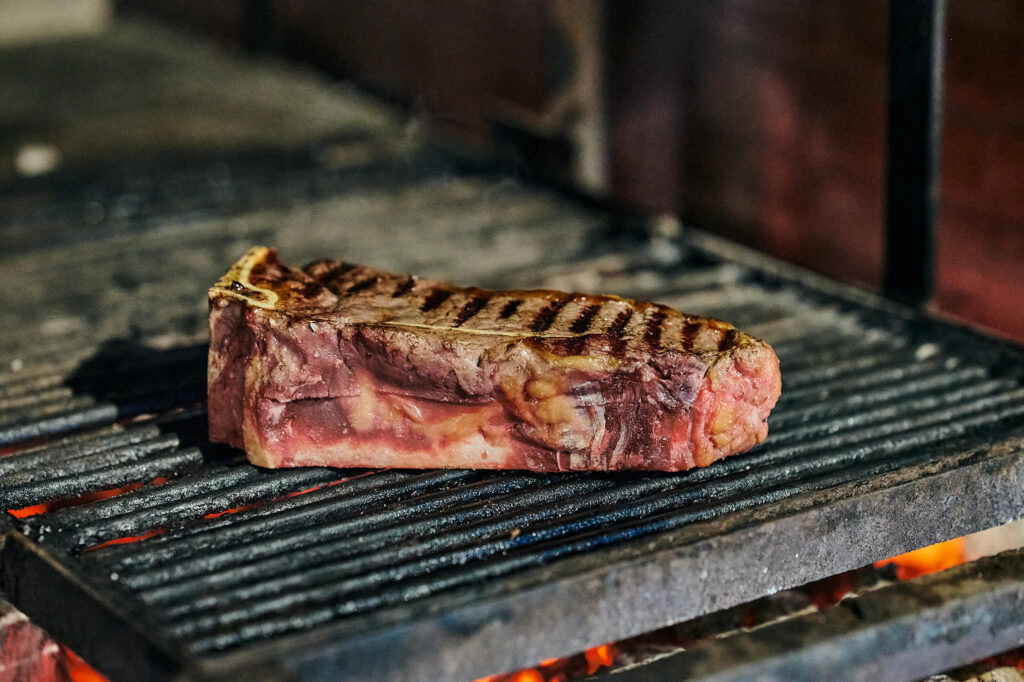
[609,1,1024,342]
[276,0,548,134]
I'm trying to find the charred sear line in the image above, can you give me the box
[392,276,417,298]
[420,288,454,312]
[344,276,380,295]
[643,306,669,347]
[315,261,358,285]
[607,308,634,345]
[562,335,589,355]
[680,320,702,350]
[569,304,602,334]
[718,328,739,351]
[453,296,490,327]
[531,297,570,332]
[498,299,523,319]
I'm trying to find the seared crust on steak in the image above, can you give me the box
[208,247,781,472]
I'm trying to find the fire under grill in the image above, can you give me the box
[2,20,1024,682]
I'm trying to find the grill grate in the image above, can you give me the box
[4,223,1024,680]
[2,25,1024,682]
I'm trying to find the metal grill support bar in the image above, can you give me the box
[884,0,947,305]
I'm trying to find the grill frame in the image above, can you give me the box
[610,547,1024,682]
[3,229,1024,681]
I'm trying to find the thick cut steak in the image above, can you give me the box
[208,247,781,471]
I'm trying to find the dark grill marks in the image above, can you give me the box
[643,306,669,347]
[315,261,357,286]
[453,296,490,327]
[420,288,454,312]
[344,277,380,295]
[531,297,570,333]
[680,320,702,350]
[718,328,739,351]
[562,335,589,356]
[569,304,602,334]
[498,299,523,320]
[607,308,634,350]
[392,276,417,298]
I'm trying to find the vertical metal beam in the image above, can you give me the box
[884,0,947,306]
[243,0,275,53]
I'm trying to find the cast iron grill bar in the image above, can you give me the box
[39,467,358,548]
[770,368,999,427]
[0,404,120,447]
[0,434,183,489]
[0,386,75,411]
[144,479,623,617]
[768,379,1022,444]
[0,425,144,475]
[120,474,565,596]
[781,349,925,388]
[66,469,494,552]
[774,335,909,371]
[66,469,407,543]
[85,471,520,580]
[81,470,487,569]
[28,465,281,528]
[0,395,100,427]
[0,447,206,510]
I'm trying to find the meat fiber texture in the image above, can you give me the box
[208,247,781,472]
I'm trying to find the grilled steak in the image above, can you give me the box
[208,247,781,471]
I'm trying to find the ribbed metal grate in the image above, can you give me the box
[3,212,1024,679]
[2,45,1024,682]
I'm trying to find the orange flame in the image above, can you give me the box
[60,645,108,682]
[7,477,171,519]
[8,503,50,519]
[85,528,166,552]
[979,648,1024,671]
[474,643,618,682]
[204,503,260,519]
[583,644,616,675]
[874,537,967,580]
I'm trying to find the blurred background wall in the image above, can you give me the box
[19,0,1024,341]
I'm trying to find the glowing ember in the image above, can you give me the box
[204,503,260,519]
[84,529,166,552]
[8,503,50,519]
[61,646,108,682]
[979,647,1024,671]
[7,477,171,519]
[583,644,616,675]
[874,537,967,580]
[202,476,361,520]
[474,643,618,682]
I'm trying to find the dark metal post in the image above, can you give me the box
[884,0,947,306]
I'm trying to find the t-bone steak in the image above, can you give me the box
[208,247,781,472]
